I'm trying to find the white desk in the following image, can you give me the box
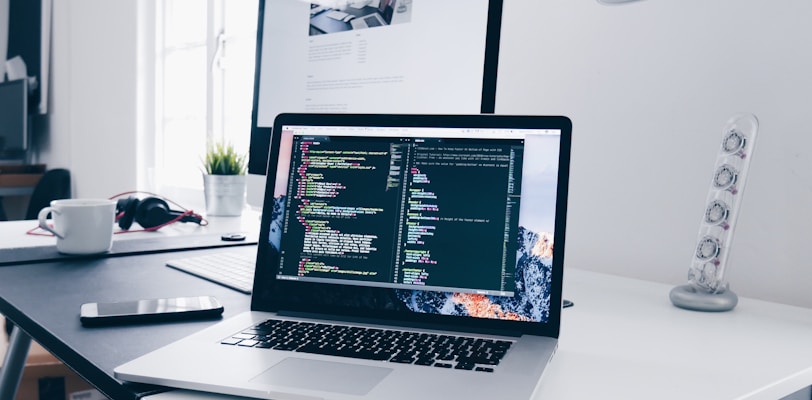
[140,269,812,400]
[2,213,810,399]
[0,210,262,250]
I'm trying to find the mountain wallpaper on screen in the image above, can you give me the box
[395,227,553,322]
[268,195,554,323]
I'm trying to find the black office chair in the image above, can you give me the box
[0,168,72,222]
[24,168,71,220]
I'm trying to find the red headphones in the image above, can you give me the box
[113,193,205,231]
[26,192,206,237]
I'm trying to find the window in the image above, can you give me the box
[154,0,258,195]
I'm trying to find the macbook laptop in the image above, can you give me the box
[115,113,573,400]
[350,12,387,29]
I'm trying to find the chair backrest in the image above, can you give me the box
[25,168,72,220]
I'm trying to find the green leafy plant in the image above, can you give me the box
[203,142,247,175]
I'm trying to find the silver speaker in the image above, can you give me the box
[670,113,759,312]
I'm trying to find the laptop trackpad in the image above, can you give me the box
[250,357,393,396]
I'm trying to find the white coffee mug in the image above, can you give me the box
[38,199,117,254]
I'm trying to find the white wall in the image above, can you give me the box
[38,0,143,198]
[497,0,812,307]
[37,0,812,308]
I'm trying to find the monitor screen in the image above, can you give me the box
[246,0,504,206]
[252,113,571,335]
[0,79,28,159]
[274,130,531,297]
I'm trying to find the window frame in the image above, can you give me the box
[151,0,255,205]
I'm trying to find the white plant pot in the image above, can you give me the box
[203,174,247,216]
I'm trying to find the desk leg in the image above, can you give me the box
[0,326,32,400]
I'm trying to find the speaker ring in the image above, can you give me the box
[695,236,721,261]
[712,164,738,191]
[704,200,730,226]
[722,129,746,154]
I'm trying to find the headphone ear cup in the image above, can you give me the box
[116,197,140,230]
[134,197,174,228]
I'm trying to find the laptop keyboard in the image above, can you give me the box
[166,252,255,294]
[221,319,513,372]
[364,15,383,27]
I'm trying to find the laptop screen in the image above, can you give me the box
[254,114,571,336]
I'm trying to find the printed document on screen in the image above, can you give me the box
[256,0,490,127]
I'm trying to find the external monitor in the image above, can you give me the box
[0,78,27,160]
[246,0,504,207]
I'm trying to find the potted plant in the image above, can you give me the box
[202,141,247,216]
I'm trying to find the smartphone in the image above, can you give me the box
[80,295,224,326]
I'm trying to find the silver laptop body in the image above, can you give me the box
[115,113,573,400]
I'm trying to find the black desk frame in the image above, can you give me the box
[0,326,31,399]
[0,242,256,399]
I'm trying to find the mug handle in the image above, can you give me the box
[38,207,64,239]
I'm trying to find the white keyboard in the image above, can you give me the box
[166,251,256,294]
[325,10,352,21]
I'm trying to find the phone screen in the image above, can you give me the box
[94,296,220,317]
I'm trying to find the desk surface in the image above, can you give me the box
[542,269,812,400]
[0,211,262,250]
[3,250,812,400]
[0,166,44,197]
[0,246,257,399]
[141,268,812,400]
[0,212,262,267]
[0,186,35,196]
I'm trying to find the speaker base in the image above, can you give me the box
[670,284,738,312]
